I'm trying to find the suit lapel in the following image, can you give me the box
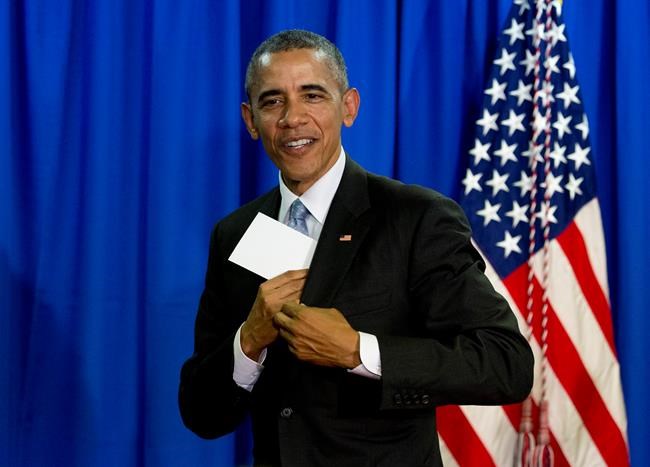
[301,158,374,307]
[257,188,281,219]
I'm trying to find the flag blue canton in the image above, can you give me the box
[460,0,596,279]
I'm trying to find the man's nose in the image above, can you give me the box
[278,101,307,128]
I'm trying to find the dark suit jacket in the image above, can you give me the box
[179,157,533,466]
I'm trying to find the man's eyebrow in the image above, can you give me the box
[300,84,330,94]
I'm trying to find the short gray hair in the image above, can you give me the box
[245,29,349,99]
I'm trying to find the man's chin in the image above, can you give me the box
[282,171,311,185]
[279,162,315,180]
[280,168,319,194]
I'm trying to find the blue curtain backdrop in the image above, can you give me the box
[1,1,648,466]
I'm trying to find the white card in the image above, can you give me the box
[228,212,317,279]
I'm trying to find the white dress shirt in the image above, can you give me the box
[233,147,381,392]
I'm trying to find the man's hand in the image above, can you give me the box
[240,269,308,361]
[273,303,361,368]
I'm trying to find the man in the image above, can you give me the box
[179,29,533,466]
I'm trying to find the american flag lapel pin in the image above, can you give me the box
[339,234,352,242]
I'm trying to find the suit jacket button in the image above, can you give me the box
[280,407,293,419]
[393,394,402,405]
[421,395,430,405]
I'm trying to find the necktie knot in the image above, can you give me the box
[287,199,310,236]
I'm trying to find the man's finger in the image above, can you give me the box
[266,269,308,288]
[278,327,294,342]
[274,279,307,301]
[281,302,306,318]
[273,311,293,330]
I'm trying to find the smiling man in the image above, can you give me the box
[179,30,533,467]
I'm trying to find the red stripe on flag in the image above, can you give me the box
[556,221,617,354]
[437,405,496,467]
[504,265,629,466]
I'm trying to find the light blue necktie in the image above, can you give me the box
[287,199,310,236]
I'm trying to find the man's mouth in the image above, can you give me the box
[285,138,314,149]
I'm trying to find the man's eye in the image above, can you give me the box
[261,98,282,108]
[305,93,323,101]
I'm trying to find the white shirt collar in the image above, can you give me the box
[278,147,346,229]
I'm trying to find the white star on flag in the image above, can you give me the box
[550,0,563,14]
[565,172,584,200]
[501,109,526,136]
[494,140,518,166]
[503,18,525,45]
[537,81,555,106]
[549,142,568,168]
[476,199,501,226]
[496,230,522,257]
[522,141,544,164]
[567,142,591,169]
[520,49,539,76]
[514,170,534,197]
[563,52,576,79]
[525,22,545,46]
[541,171,564,198]
[575,113,589,139]
[547,22,567,45]
[556,82,581,109]
[485,169,510,196]
[514,0,530,15]
[476,110,499,136]
[535,200,558,225]
[552,111,573,138]
[461,169,483,195]
[494,49,517,75]
[506,200,529,227]
[469,139,491,165]
[484,79,507,105]
[544,54,561,75]
[532,108,547,138]
[510,79,533,106]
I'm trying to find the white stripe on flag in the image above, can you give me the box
[544,358,606,466]
[438,434,460,467]
[573,199,610,303]
[461,405,517,465]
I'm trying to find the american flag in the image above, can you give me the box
[438,1,629,466]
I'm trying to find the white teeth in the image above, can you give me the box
[286,139,312,147]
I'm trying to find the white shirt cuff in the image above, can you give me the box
[232,324,266,392]
[348,332,382,379]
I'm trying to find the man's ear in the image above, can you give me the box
[341,88,360,128]
[241,102,259,140]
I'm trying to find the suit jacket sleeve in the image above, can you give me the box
[178,223,253,439]
[376,195,533,410]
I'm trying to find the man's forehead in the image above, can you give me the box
[253,49,337,94]
[258,48,327,64]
